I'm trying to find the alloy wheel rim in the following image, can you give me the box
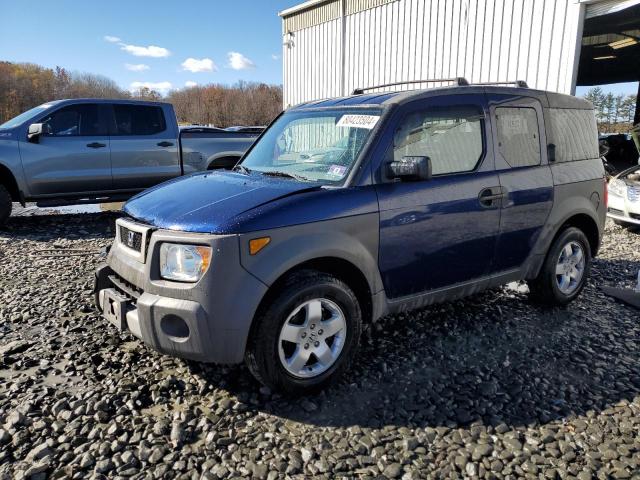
[278,298,347,379]
[555,241,586,295]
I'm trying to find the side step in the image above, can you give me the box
[36,194,133,208]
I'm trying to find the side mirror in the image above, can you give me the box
[388,156,432,181]
[547,143,556,163]
[27,123,43,142]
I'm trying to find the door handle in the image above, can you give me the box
[479,187,504,207]
[157,141,174,147]
[86,142,106,148]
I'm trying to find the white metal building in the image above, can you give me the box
[279,0,640,121]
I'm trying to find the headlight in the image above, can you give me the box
[608,179,626,197]
[159,243,212,282]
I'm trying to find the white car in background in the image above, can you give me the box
[608,165,640,227]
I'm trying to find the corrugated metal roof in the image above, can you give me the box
[583,0,640,18]
[280,0,398,32]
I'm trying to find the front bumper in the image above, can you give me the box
[607,193,640,225]
[94,221,268,364]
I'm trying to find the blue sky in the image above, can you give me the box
[0,0,298,94]
[0,0,637,98]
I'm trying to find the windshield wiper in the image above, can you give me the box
[233,164,251,175]
[260,170,309,181]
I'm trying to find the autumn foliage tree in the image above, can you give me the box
[166,81,283,127]
[0,61,130,123]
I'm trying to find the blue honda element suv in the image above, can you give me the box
[96,79,606,394]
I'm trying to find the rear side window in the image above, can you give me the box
[41,104,103,136]
[393,105,484,176]
[549,108,599,162]
[113,105,166,135]
[495,107,541,167]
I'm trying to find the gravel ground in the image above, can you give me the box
[0,211,639,480]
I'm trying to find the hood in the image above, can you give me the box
[123,170,321,233]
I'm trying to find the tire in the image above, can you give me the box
[245,270,362,395]
[0,184,12,226]
[528,227,592,306]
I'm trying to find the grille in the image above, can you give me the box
[108,274,142,304]
[119,225,143,252]
[628,186,640,203]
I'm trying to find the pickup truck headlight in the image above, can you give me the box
[608,179,626,197]
[159,243,212,282]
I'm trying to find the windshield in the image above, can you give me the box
[0,103,58,130]
[240,108,382,185]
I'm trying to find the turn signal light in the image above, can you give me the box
[249,237,271,255]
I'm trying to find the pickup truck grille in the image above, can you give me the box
[119,225,143,252]
[627,186,640,203]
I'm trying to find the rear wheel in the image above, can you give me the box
[245,270,362,394]
[0,184,12,226]
[528,227,591,306]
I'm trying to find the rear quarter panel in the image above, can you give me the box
[531,158,606,260]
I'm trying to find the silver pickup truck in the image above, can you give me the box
[0,99,260,224]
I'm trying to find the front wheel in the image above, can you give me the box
[245,270,362,395]
[528,227,592,306]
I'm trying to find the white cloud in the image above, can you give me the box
[271,54,280,60]
[227,52,256,70]
[120,43,171,58]
[185,81,198,88]
[125,63,150,72]
[104,35,121,43]
[130,81,173,93]
[181,58,216,73]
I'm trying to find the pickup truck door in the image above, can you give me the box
[375,95,502,299]
[108,103,181,190]
[19,103,112,196]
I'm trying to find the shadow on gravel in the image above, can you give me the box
[190,258,640,431]
[0,212,121,241]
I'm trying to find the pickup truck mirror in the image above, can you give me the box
[388,156,432,181]
[27,123,43,143]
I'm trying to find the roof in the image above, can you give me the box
[54,98,171,106]
[289,85,593,111]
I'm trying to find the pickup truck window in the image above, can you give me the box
[393,105,484,176]
[0,103,57,130]
[241,109,381,185]
[113,104,166,135]
[495,106,541,167]
[41,104,104,136]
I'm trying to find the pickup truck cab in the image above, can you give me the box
[0,99,259,224]
[95,82,606,394]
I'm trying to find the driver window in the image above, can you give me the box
[41,104,103,136]
[393,105,485,175]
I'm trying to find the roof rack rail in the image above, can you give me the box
[351,77,469,95]
[471,80,529,88]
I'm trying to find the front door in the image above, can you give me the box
[376,95,502,299]
[108,103,181,190]
[20,103,112,196]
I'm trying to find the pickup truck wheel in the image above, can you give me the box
[528,227,591,306]
[0,184,12,226]
[245,270,362,395]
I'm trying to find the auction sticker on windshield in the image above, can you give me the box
[336,114,380,129]
[327,165,347,178]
